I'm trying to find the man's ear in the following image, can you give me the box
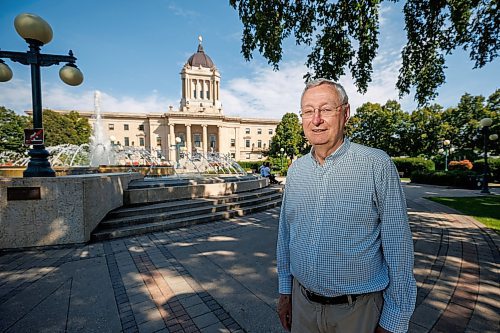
[344,104,351,124]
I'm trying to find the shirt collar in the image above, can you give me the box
[309,137,351,164]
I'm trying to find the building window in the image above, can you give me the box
[139,137,145,146]
[209,134,216,148]
[258,154,263,159]
[230,153,235,159]
[194,90,197,99]
[246,153,251,159]
[138,124,144,131]
[207,90,210,99]
[257,140,262,148]
[200,90,204,99]
[257,128,262,134]
[268,129,273,135]
[245,128,250,134]
[108,123,114,130]
[124,137,130,146]
[269,140,272,147]
[156,137,161,146]
[124,124,129,131]
[230,139,235,147]
[194,133,201,148]
[245,140,250,148]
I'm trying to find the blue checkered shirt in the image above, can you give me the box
[277,138,416,333]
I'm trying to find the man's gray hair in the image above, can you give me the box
[301,78,349,105]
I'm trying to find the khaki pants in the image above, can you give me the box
[291,279,383,333]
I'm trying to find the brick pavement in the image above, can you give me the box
[0,183,498,332]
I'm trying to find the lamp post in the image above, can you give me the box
[479,118,497,194]
[280,147,284,169]
[0,13,84,177]
[443,139,451,171]
[175,137,182,166]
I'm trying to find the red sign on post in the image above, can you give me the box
[24,128,44,145]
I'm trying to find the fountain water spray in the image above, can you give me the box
[90,91,114,166]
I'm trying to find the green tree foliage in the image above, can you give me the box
[42,110,92,146]
[0,106,30,153]
[442,93,495,160]
[346,100,409,156]
[269,112,304,159]
[346,90,499,161]
[406,104,448,157]
[229,0,498,105]
[486,89,500,156]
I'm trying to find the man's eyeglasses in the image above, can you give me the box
[300,104,346,119]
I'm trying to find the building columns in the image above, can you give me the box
[169,124,176,161]
[186,125,192,153]
[202,125,208,154]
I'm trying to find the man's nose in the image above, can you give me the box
[311,111,324,125]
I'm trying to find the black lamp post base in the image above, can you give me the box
[23,147,56,177]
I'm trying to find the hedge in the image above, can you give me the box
[473,158,500,182]
[237,161,262,173]
[392,157,435,178]
[410,170,480,189]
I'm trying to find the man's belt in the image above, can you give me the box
[300,284,361,305]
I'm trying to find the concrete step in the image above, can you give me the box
[99,192,283,229]
[91,186,283,241]
[108,187,281,219]
[91,197,282,241]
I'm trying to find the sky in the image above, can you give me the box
[1,0,498,120]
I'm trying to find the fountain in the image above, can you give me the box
[90,91,113,166]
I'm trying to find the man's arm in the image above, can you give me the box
[376,157,417,333]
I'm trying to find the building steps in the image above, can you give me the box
[91,186,283,241]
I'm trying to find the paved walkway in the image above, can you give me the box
[0,183,498,333]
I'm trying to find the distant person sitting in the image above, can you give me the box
[261,162,280,184]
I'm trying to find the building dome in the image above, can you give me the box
[187,37,215,69]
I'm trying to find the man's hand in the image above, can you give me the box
[277,294,292,331]
[375,325,391,333]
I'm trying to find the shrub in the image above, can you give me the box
[448,159,473,171]
[392,157,435,178]
[237,161,262,173]
[473,158,500,182]
[410,170,480,189]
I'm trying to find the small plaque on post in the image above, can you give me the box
[24,128,44,145]
[7,187,41,201]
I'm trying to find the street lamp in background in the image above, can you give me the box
[175,137,182,168]
[280,147,284,169]
[443,139,451,171]
[0,13,84,177]
[479,118,497,194]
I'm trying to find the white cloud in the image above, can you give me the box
[1,54,414,120]
[221,55,415,120]
[0,79,176,115]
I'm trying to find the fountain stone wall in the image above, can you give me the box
[0,172,143,250]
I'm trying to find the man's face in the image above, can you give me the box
[301,84,350,151]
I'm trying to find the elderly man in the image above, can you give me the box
[276,79,416,333]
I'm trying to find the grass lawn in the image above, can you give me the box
[426,196,500,232]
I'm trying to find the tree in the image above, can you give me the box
[406,104,448,157]
[442,93,493,160]
[269,112,304,160]
[42,110,92,146]
[230,0,498,105]
[485,89,500,156]
[346,100,409,156]
[0,106,30,153]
